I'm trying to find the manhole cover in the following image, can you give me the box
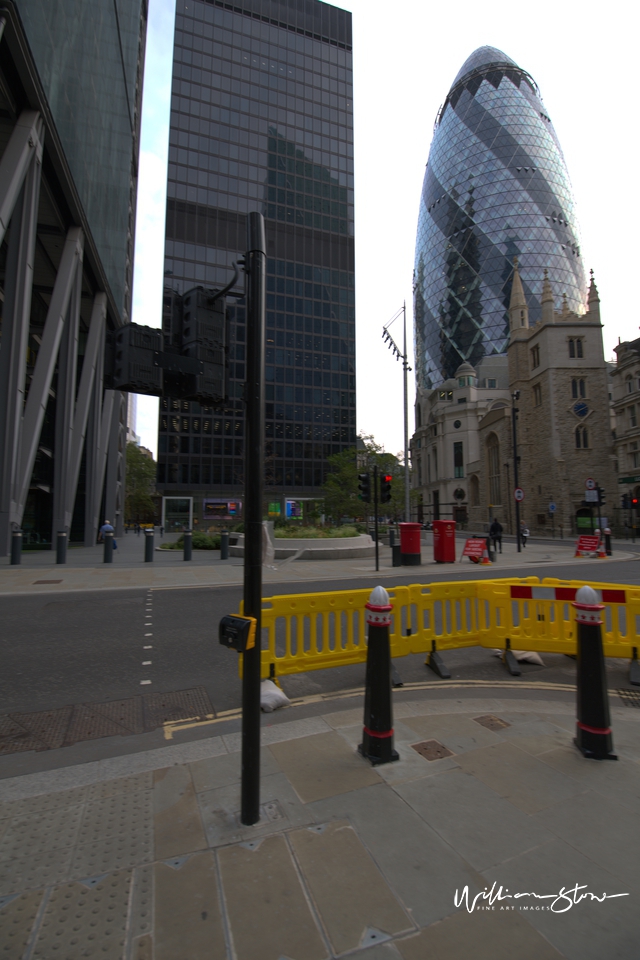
[33,579,62,584]
[411,739,454,761]
[474,714,511,731]
[617,689,640,708]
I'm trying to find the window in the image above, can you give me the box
[454,441,464,478]
[630,405,637,428]
[533,384,542,406]
[486,378,496,388]
[433,448,438,479]
[626,376,633,394]
[569,338,583,358]
[575,426,589,449]
[530,344,540,369]
[416,405,422,427]
[487,434,501,504]
[439,390,453,400]
[417,456,422,485]
[470,474,480,507]
[571,378,586,398]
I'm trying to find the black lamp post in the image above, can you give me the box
[511,390,521,552]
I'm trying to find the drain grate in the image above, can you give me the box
[0,686,214,755]
[411,739,454,761]
[473,714,511,732]
[617,689,640,708]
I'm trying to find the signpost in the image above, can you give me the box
[514,487,525,502]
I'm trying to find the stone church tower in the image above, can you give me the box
[504,260,616,533]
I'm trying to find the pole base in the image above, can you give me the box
[358,742,399,766]
[426,649,451,679]
[574,737,617,761]
[401,553,421,566]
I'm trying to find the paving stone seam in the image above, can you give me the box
[282,829,335,958]
[20,884,51,960]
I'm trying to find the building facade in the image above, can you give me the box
[156,0,356,521]
[412,262,617,537]
[612,338,640,509]
[0,0,147,553]
[413,45,586,390]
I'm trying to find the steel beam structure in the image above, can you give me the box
[0,113,44,555]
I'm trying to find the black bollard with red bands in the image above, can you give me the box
[573,585,617,760]
[358,585,399,766]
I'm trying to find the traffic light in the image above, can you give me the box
[597,486,606,507]
[380,474,393,504]
[633,498,638,510]
[357,472,371,502]
[622,494,631,510]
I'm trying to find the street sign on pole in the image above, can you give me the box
[585,489,599,503]
[548,503,556,513]
[514,488,525,502]
[585,478,596,490]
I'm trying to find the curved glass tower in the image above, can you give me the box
[414,46,586,388]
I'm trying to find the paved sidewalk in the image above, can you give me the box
[0,531,632,595]
[0,689,638,959]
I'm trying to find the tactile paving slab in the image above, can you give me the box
[0,889,44,958]
[0,806,83,860]
[0,847,73,896]
[63,703,139,746]
[32,870,131,960]
[85,771,153,801]
[142,687,213,730]
[7,705,73,750]
[69,828,153,882]
[0,715,43,755]
[0,786,89,819]
[78,792,152,845]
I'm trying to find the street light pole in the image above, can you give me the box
[382,305,412,522]
[512,390,521,552]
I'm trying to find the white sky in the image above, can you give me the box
[133,0,638,459]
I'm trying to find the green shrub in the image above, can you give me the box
[160,532,220,550]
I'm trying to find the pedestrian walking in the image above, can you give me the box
[520,521,529,548]
[489,518,503,554]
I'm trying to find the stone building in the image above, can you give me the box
[411,262,617,535]
[612,337,640,507]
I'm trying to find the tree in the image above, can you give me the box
[322,435,405,522]
[125,442,157,522]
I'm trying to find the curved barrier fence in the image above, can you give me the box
[239,576,640,680]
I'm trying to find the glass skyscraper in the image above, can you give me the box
[414,45,586,389]
[157,0,355,508]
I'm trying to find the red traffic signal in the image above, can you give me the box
[380,474,393,504]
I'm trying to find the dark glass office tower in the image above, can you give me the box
[157,0,355,513]
[414,46,586,389]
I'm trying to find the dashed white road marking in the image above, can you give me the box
[142,660,152,666]
[140,679,151,685]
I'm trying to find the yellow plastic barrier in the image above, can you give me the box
[236,575,640,679]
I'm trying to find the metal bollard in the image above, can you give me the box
[573,585,616,760]
[183,530,193,561]
[392,544,402,567]
[56,531,67,564]
[103,531,114,563]
[220,530,229,560]
[389,528,395,548]
[144,529,154,562]
[604,528,612,556]
[358,585,399,766]
[10,530,22,565]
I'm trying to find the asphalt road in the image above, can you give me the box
[2,556,640,716]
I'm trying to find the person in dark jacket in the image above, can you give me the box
[489,519,503,554]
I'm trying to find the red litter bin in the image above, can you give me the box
[399,522,422,566]
[433,520,456,563]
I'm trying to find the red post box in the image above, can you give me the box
[399,522,422,565]
[433,520,456,563]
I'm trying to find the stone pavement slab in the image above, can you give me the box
[0,691,639,958]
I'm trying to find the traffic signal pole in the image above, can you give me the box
[374,464,379,573]
[241,212,266,826]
